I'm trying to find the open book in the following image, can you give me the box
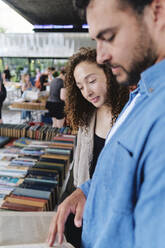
[1,244,74,248]
[0,212,74,248]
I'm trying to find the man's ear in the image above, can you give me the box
[150,0,165,23]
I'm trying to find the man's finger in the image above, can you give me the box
[56,206,71,243]
[74,197,86,227]
[47,214,58,246]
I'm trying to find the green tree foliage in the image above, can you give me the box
[0,26,6,33]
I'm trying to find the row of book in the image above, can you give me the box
[0,123,74,140]
[0,134,76,211]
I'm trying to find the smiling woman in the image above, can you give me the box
[59,47,129,247]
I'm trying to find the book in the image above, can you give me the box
[27,167,59,178]
[39,155,70,176]
[0,243,74,248]
[4,195,47,211]
[25,176,58,185]
[34,162,65,186]
[13,137,32,147]
[19,180,57,207]
[0,211,74,247]
[0,185,14,195]
[8,193,49,210]
[41,153,70,161]
[45,147,72,156]
[10,158,36,167]
[0,176,23,186]
[20,147,44,157]
[0,200,44,211]
[0,168,27,178]
[12,187,53,210]
[0,136,10,147]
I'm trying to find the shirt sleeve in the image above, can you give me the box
[79,179,91,198]
[134,114,165,247]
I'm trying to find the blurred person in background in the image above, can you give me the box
[46,68,66,128]
[21,73,33,122]
[3,65,11,82]
[0,73,7,123]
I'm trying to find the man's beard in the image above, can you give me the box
[121,46,157,86]
[112,26,157,86]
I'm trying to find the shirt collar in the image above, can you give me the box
[138,59,165,95]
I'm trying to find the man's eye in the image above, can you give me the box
[107,34,115,42]
[102,34,115,42]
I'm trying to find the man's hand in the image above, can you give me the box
[47,188,86,247]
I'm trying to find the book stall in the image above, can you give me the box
[0,125,77,212]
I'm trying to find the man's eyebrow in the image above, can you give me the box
[96,28,114,39]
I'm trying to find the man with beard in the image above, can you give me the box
[48,0,165,247]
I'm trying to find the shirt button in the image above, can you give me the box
[149,88,154,93]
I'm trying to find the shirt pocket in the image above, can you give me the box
[102,138,137,214]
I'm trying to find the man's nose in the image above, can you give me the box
[96,41,112,64]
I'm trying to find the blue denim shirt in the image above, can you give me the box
[80,59,165,248]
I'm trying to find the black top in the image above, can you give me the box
[3,69,11,81]
[0,80,7,102]
[40,74,48,91]
[48,77,64,103]
[90,133,105,178]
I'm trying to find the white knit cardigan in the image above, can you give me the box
[73,112,96,187]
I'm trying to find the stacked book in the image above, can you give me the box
[0,151,28,207]
[0,134,76,212]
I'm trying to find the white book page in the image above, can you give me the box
[0,212,74,247]
[1,242,74,248]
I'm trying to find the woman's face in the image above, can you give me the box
[74,61,107,108]
[24,75,30,82]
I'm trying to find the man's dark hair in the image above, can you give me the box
[76,0,154,14]
[75,0,89,8]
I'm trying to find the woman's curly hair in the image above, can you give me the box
[65,47,129,130]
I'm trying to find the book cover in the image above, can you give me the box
[41,153,70,161]
[0,200,44,211]
[19,181,57,207]
[0,176,23,186]
[0,136,10,148]
[8,193,49,210]
[12,187,53,210]
[45,148,72,156]
[4,196,47,210]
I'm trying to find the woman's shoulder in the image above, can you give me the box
[78,112,96,137]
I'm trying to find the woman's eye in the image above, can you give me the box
[89,79,96,84]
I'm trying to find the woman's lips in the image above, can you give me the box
[91,96,99,103]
